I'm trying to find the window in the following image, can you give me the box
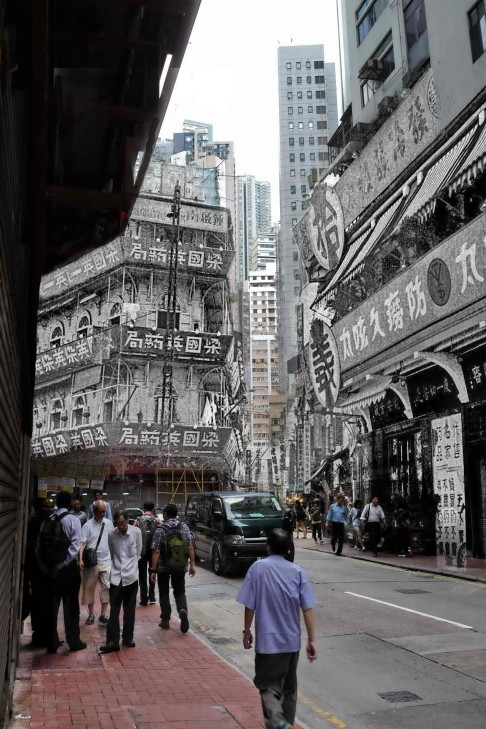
[292,218,297,226]
[294,287,300,295]
[300,169,306,176]
[109,303,121,326]
[297,76,302,84]
[316,90,326,99]
[316,105,326,114]
[308,121,314,129]
[289,137,294,146]
[317,136,327,144]
[286,61,291,70]
[299,137,304,145]
[306,75,312,83]
[50,399,63,431]
[405,0,427,49]
[289,153,295,162]
[301,184,306,193]
[289,121,294,129]
[314,60,324,69]
[315,75,325,83]
[290,169,296,177]
[317,120,327,129]
[469,1,486,61]
[294,270,300,280]
[298,106,303,114]
[301,201,306,210]
[293,251,299,261]
[157,310,180,329]
[357,0,388,44]
[310,152,316,161]
[297,91,303,99]
[300,152,305,162]
[50,323,64,348]
[77,313,91,339]
[298,121,304,129]
[290,185,296,194]
[72,396,85,427]
[306,60,311,69]
[291,201,297,211]
[318,152,325,161]
[308,105,313,113]
[288,106,293,114]
[309,135,315,146]
[307,90,313,99]
[287,91,293,100]
[296,61,301,69]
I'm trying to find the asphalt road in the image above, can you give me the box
[186,545,486,729]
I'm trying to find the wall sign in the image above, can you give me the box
[369,390,406,429]
[431,413,466,566]
[408,368,460,418]
[306,185,344,272]
[462,346,486,401]
[309,319,341,408]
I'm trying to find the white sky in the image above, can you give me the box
[160,0,342,222]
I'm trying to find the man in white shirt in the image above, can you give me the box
[80,500,114,625]
[360,496,386,557]
[99,510,142,654]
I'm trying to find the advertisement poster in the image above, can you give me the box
[431,413,466,566]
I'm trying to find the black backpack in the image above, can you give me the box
[37,512,71,569]
[139,515,157,554]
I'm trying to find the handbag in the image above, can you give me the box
[83,522,105,567]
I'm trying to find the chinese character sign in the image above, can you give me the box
[431,413,466,567]
[307,185,345,272]
[309,319,341,408]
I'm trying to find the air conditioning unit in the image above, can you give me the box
[358,58,383,81]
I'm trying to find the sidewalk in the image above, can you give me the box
[12,608,274,729]
[11,546,485,729]
[294,534,486,582]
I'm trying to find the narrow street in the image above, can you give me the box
[188,544,486,729]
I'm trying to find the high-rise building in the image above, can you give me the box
[235,175,272,284]
[250,229,277,271]
[277,44,338,375]
[173,119,213,163]
[256,180,272,232]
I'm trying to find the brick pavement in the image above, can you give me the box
[12,606,273,729]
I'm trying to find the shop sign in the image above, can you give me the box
[126,239,232,274]
[120,327,232,362]
[40,242,123,299]
[431,413,466,566]
[35,335,101,379]
[32,423,233,459]
[131,198,229,233]
[369,391,405,429]
[309,319,341,407]
[462,346,486,400]
[407,368,460,417]
[267,458,273,488]
[303,420,311,487]
[305,184,345,272]
[333,214,486,372]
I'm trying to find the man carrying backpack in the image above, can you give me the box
[36,490,86,654]
[149,503,195,634]
[134,502,159,606]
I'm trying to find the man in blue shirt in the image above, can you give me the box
[236,529,317,729]
[326,494,348,556]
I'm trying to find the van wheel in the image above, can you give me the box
[212,545,225,575]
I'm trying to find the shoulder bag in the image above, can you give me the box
[83,522,105,567]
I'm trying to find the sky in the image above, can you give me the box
[160,0,342,222]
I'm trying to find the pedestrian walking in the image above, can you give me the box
[294,500,308,539]
[23,497,52,646]
[70,498,87,526]
[310,499,323,544]
[134,501,159,605]
[79,500,114,625]
[36,490,86,654]
[150,503,195,633]
[87,491,113,521]
[99,510,142,653]
[281,506,296,562]
[236,528,317,729]
[326,494,348,555]
[361,496,386,557]
[349,499,365,551]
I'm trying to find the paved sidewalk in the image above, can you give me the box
[12,607,283,729]
[294,534,486,582]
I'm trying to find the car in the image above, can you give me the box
[124,507,143,525]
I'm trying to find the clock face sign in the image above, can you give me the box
[427,258,451,306]
[307,184,345,272]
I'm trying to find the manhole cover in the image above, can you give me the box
[379,691,422,703]
[395,589,429,594]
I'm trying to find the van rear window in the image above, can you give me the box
[224,495,283,519]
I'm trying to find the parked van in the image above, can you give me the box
[185,491,284,575]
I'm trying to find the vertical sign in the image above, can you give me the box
[431,413,466,566]
[303,419,311,494]
[267,459,273,490]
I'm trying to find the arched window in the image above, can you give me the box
[50,323,64,349]
[77,313,91,339]
[72,396,85,427]
[50,399,63,431]
[103,388,116,423]
[109,303,121,326]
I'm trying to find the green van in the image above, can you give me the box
[184,491,285,575]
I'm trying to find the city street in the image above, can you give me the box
[188,544,486,729]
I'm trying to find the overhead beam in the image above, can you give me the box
[49,30,170,55]
[46,185,133,210]
[102,0,197,13]
[48,98,159,123]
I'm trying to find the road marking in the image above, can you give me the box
[298,692,348,728]
[345,591,474,629]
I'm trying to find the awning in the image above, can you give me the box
[305,458,329,484]
[447,121,486,195]
[400,124,478,224]
[338,376,392,409]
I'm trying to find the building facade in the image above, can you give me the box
[32,193,244,513]
[277,44,338,374]
[235,175,273,284]
[300,0,486,563]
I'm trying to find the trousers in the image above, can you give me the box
[330,521,345,555]
[157,570,187,619]
[106,580,138,645]
[45,559,82,651]
[254,651,299,729]
[138,550,155,603]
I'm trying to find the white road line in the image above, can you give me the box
[344,591,474,629]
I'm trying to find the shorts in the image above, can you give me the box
[82,562,111,605]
